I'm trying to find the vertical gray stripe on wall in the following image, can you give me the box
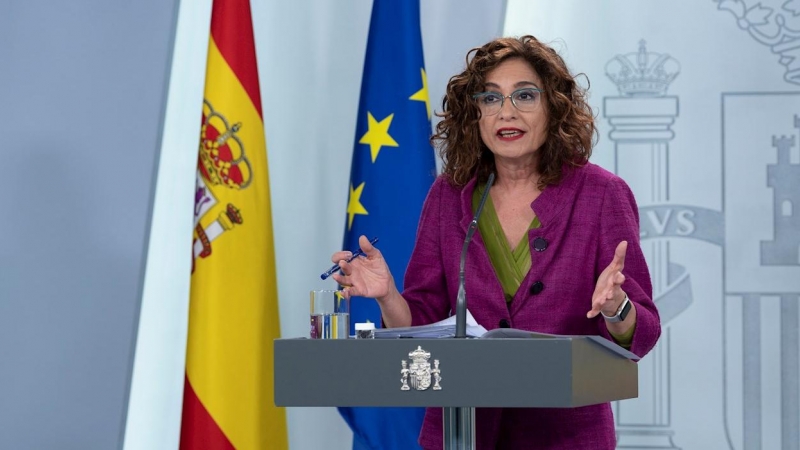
[743,294,761,450]
[781,295,799,450]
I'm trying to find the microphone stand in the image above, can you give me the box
[455,172,494,339]
[445,172,494,450]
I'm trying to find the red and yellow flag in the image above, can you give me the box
[181,0,287,448]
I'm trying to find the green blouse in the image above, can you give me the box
[472,183,539,303]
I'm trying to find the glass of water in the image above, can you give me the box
[310,289,350,339]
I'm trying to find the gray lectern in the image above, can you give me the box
[274,332,639,450]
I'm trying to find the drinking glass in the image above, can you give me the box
[309,289,349,339]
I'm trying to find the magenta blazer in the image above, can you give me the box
[401,162,661,450]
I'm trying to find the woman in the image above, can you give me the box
[331,35,660,450]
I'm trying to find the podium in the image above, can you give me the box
[274,332,639,449]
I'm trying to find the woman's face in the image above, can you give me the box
[477,57,548,167]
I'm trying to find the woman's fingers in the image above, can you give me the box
[338,259,351,275]
[588,283,610,317]
[330,271,345,285]
[359,235,379,258]
[587,242,628,318]
[328,235,392,300]
[587,276,627,318]
[587,300,604,318]
[341,285,358,299]
[331,235,378,266]
[332,260,356,282]
[612,241,628,270]
[330,251,352,264]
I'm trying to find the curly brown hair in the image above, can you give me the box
[432,35,596,188]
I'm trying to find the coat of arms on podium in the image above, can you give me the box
[401,346,441,391]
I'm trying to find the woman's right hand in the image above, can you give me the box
[331,235,396,301]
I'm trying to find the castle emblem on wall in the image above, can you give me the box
[760,118,800,266]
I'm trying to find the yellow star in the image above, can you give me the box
[347,182,369,230]
[409,68,430,120]
[359,112,398,163]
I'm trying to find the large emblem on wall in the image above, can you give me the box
[604,37,800,449]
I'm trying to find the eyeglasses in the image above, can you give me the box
[472,87,543,116]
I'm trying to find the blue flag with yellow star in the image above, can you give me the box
[338,0,435,448]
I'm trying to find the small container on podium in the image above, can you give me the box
[355,322,375,339]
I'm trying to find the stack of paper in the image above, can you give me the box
[373,310,488,339]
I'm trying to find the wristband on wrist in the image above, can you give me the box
[601,294,631,323]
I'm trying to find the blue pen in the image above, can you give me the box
[320,237,379,280]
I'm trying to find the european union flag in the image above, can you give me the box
[338,0,435,448]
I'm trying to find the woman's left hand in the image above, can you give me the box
[587,241,628,319]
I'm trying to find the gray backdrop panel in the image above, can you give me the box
[0,1,178,448]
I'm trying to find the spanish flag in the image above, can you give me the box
[181,0,287,448]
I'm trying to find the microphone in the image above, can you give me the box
[455,172,495,338]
